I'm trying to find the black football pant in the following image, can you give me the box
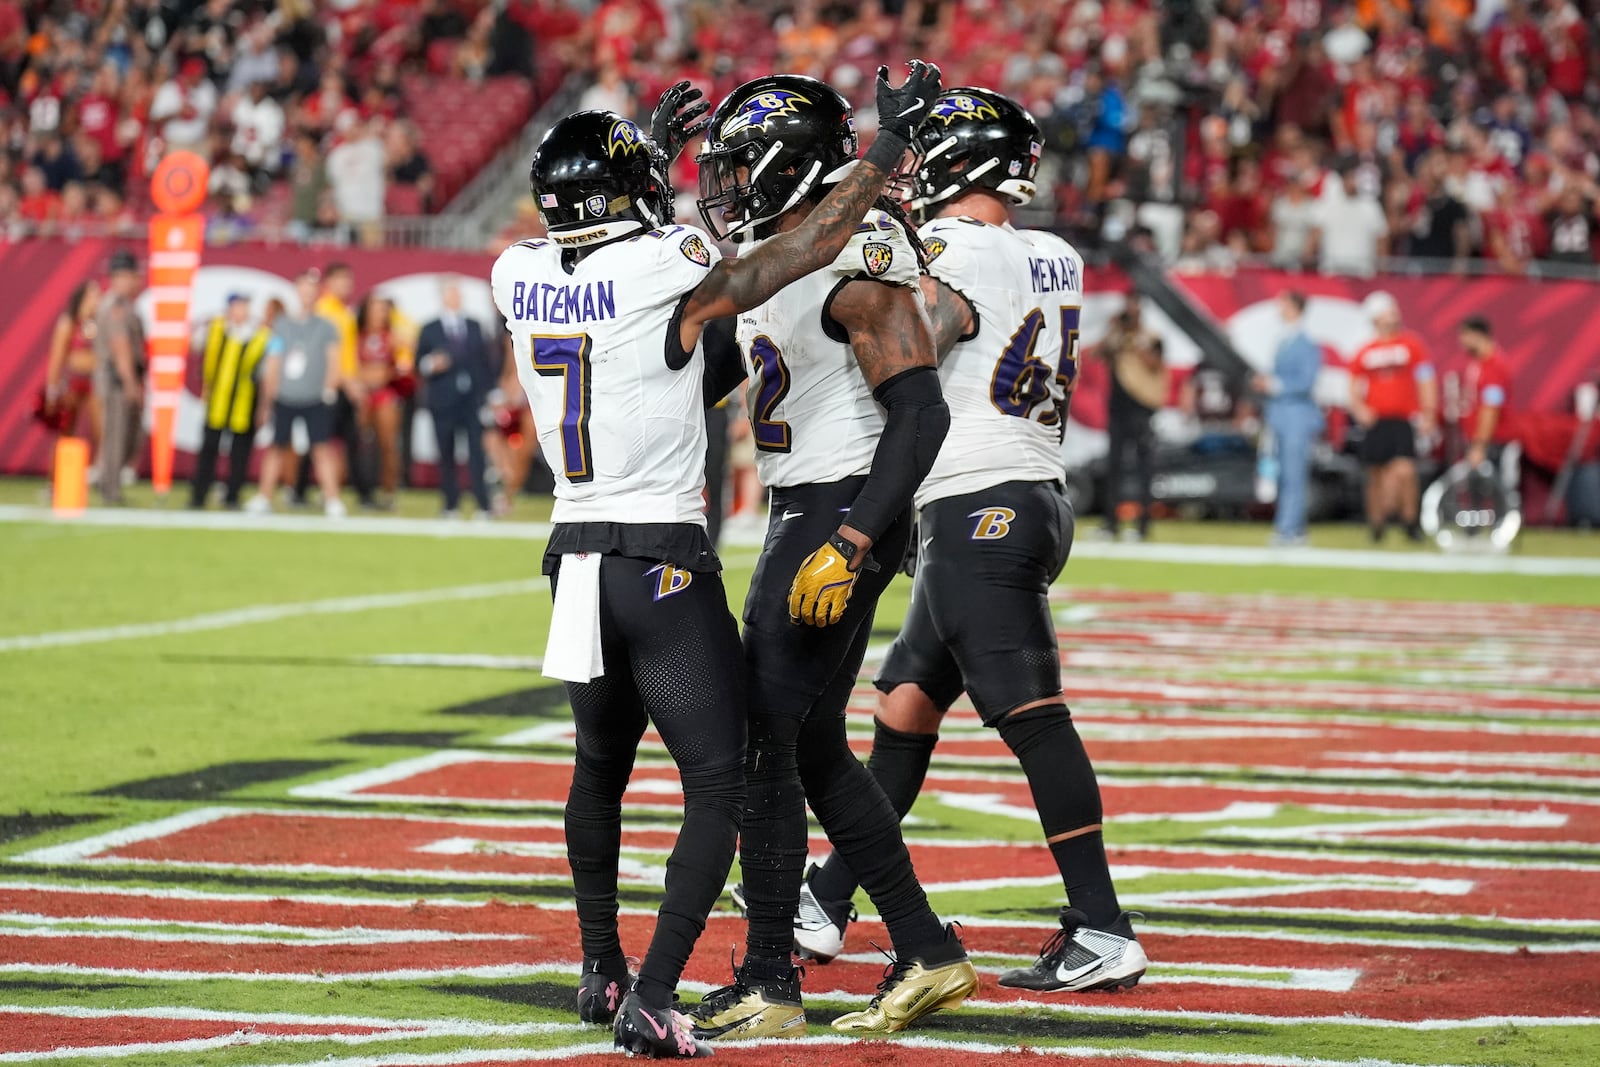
[189,425,254,508]
[554,553,747,1009]
[738,478,947,969]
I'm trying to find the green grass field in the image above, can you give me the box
[2,477,1598,1067]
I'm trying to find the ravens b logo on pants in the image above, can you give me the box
[647,564,694,600]
[968,507,1016,540]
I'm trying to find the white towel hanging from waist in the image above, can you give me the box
[542,552,605,682]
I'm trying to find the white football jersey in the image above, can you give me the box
[914,216,1084,508]
[490,224,722,525]
[735,209,922,489]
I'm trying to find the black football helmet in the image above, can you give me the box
[907,87,1041,223]
[529,110,673,246]
[695,75,858,241]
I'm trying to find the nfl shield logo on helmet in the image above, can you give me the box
[863,241,894,277]
[679,232,712,267]
[584,194,608,218]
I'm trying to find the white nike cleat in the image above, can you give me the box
[792,871,853,964]
[998,908,1147,993]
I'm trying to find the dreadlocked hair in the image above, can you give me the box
[874,194,930,271]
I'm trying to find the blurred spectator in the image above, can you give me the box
[91,250,145,506]
[250,270,345,518]
[417,277,493,518]
[1456,316,1514,470]
[354,291,413,507]
[326,115,386,247]
[1482,182,1548,274]
[31,133,81,190]
[1269,169,1319,269]
[385,120,435,212]
[1349,291,1436,544]
[227,22,279,95]
[17,165,59,223]
[287,130,328,240]
[1099,298,1166,542]
[150,57,217,152]
[190,293,275,510]
[777,0,838,78]
[1400,151,1472,263]
[579,59,635,115]
[1256,290,1324,547]
[42,281,102,449]
[231,80,285,179]
[1309,161,1388,276]
[1546,187,1596,265]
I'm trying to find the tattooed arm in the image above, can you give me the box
[826,280,949,555]
[677,59,942,352]
[679,157,897,350]
[918,275,976,360]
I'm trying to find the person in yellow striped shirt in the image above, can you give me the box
[189,293,278,509]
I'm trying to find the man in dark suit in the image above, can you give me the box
[418,277,493,517]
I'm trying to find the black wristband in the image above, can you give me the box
[828,532,879,573]
[862,130,911,174]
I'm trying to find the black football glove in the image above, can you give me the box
[650,80,711,165]
[874,60,942,144]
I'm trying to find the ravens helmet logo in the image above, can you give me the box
[721,89,810,139]
[923,237,947,263]
[863,242,894,277]
[606,119,646,158]
[928,94,1001,126]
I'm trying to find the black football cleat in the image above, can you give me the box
[998,907,1148,993]
[576,956,634,1025]
[613,990,713,1058]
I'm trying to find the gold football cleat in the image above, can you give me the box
[687,967,806,1041]
[830,955,978,1034]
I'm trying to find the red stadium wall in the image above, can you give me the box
[0,240,493,477]
[1,243,1596,478]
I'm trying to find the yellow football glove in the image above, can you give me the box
[788,535,865,627]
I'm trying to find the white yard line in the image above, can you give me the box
[0,505,553,540]
[0,580,545,654]
[6,503,1600,575]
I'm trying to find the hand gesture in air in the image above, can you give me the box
[650,80,711,165]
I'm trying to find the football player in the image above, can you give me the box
[685,74,976,1042]
[490,61,942,1059]
[798,87,1148,994]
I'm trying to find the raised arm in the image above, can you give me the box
[677,61,942,350]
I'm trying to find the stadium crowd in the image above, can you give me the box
[0,0,577,243]
[7,1,1600,271]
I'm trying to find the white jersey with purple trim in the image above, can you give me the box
[490,224,722,525]
[735,208,921,489]
[913,216,1083,508]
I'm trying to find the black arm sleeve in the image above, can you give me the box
[700,315,745,407]
[843,365,949,544]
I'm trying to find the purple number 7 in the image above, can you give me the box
[531,333,594,482]
[746,334,792,453]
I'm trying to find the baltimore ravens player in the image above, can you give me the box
[490,61,943,1058]
[798,87,1148,994]
[685,75,975,1042]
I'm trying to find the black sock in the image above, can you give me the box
[996,705,1123,930]
[738,711,809,965]
[635,757,745,1009]
[797,711,945,955]
[808,718,938,906]
[565,749,632,966]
